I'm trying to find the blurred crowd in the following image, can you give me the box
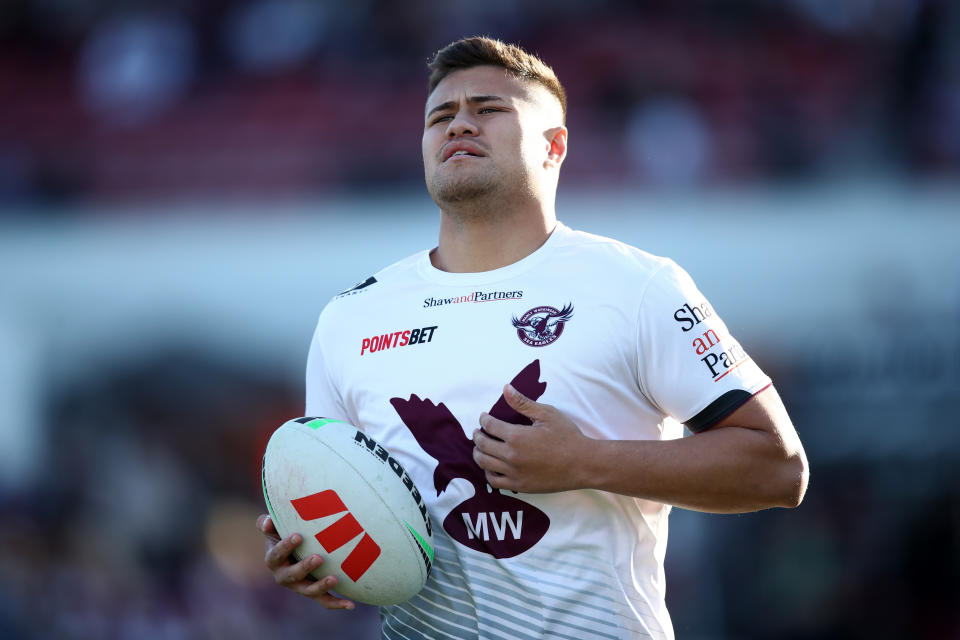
[1,2,958,639]
[1,0,959,203]
[1,329,956,638]
[0,352,380,638]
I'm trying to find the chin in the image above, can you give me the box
[430,174,498,204]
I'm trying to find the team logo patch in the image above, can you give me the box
[511,303,574,347]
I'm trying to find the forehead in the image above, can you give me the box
[425,65,537,113]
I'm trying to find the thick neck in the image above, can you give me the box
[430,201,557,273]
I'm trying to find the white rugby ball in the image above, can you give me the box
[261,417,434,605]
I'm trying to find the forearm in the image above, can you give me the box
[475,384,809,511]
[580,426,808,513]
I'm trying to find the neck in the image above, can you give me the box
[430,197,557,273]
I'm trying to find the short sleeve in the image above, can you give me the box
[304,311,351,422]
[636,260,771,432]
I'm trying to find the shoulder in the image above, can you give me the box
[333,251,423,298]
[553,224,678,288]
[315,249,427,326]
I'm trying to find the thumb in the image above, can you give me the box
[503,384,547,420]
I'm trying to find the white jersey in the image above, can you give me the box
[305,222,771,640]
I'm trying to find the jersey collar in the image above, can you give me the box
[416,222,569,285]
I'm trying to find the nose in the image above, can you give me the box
[446,111,477,138]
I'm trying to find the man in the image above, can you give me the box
[258,37,808,639]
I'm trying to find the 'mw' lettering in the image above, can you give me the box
[291,490,381,582]
[461,511,524,541]
[490,511,523,540]
[462,512,488,541]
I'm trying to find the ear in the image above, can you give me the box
[543,126,568,170]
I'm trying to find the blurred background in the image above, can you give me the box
[1,1,958,638]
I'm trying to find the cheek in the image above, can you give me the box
[514,116,547,165]
[422,134,440,171]
[516,130,544,166]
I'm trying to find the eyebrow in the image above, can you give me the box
[425,95,505,119]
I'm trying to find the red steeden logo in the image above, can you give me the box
[290,489,381,582]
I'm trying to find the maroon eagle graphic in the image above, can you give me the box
[389,360,550,558]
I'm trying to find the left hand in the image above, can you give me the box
[473,383,592,493]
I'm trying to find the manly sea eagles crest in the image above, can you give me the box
[511,303,574,347]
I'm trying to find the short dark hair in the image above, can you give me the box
[427,36,567,122]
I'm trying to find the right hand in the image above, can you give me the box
[258,513,356,610]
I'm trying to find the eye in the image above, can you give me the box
[429,115,453,126]
[478,107,501,115]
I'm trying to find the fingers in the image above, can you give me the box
[273,549,320,586]
[473,420,515,476]
[282,558,356,610]
[485,469,517,492]
[473,441,511,476]
[265,531,304,569]
[502,383,548,419]
[478,412,513,442]
[260,528,356,611]
[474,418,512,453]
[299,572,338,596]
[298,574,356,610]
[257,513,278,538]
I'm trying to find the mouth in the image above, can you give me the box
[446,150,479,161]
[442,144,485,163]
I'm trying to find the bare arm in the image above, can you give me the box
[472,384,808,513]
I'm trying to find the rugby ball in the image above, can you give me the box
[261,417,434,605]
